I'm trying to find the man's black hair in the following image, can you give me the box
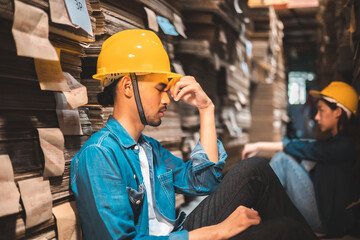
[97,78,120,107]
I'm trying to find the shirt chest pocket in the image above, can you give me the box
[157,169,175,208]
[126,183,145,224]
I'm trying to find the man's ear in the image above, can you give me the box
[119,76,133,98]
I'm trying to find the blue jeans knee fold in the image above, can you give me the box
[270,151,324,232]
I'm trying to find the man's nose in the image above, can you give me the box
[161,91,170,105]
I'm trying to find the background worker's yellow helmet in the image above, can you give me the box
[93,29,182,87]
[310,81,359,116]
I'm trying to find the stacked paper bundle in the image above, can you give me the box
[0,0,95,238]
[317,0,339,89]
[176,0,253,170]
[316,0,360,105]
[245,6,285,84]
[348,1,360,94]
[316,0,356,90]
[242,4,288,144]
[220,65,251,148]
[348,2,360,94]
[249,81,287,142]
[177,0,242,63]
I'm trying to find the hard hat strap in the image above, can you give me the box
[130,73,148,126]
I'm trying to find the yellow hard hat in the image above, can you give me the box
[309,81,359,115]
[93,29,182,87]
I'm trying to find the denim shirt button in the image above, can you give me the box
[134,174,136,179]
[136,200,141,205]
[134,145,139,150]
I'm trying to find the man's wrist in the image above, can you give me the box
[198,102,215,113]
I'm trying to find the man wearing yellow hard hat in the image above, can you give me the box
[242,81,360,237]
[71,29,317,240]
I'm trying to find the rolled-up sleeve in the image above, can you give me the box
[159,139,227,195]
[190,139,227,177]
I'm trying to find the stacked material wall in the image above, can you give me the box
[176,0,253,172]
[243,5,288,145]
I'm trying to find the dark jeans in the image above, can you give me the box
[182,157,318,240]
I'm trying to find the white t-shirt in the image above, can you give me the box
[139,146,174,236]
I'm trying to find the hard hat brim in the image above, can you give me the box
[309,90,322,98]
[93,71,183,87]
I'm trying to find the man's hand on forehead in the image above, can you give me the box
[166,77,181,90]
[165,76,212,110]
[165,77,181,98]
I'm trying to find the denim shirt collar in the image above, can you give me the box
[105,115,148,149]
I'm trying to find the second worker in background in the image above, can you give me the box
[242,81,360,237]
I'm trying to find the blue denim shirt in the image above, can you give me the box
[70,116,227,239]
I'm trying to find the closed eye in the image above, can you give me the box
[156,83,167,92]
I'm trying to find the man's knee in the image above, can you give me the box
[242,157,270,172]
[229,157,271,178]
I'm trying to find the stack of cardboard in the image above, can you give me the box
[246,6,284,84]
[243,5,288,144]
[176,0,252,171]
[316,0,357,91]
[0,0,94,237]
[316,0,342,89]
[315,0,360,123]
[350,0,360,95]
[249,81,287,142]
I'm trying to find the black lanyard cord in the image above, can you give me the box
[130,73,148,126]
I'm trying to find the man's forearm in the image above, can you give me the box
[199,103,218,164]
[189,225,223,240]
[188,205,261,240]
